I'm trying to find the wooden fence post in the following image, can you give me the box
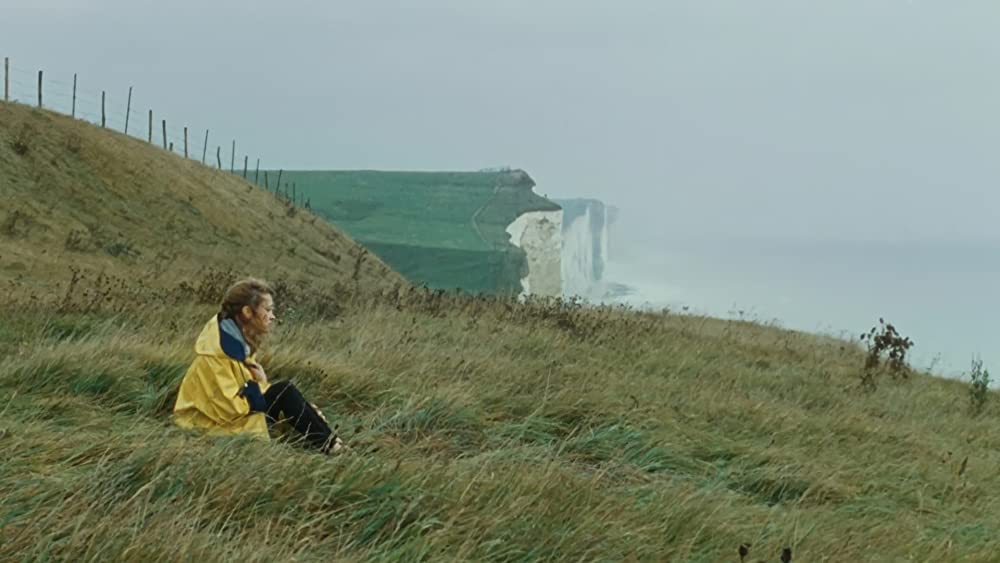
[275,169,283,195]
[124,86,132,134]
[148,110,153,143]
[71,74,77,117]
[3,57,8,102]
[37,70,42,108]
[161,119,167,149]
[230,140,235,173]
[243,156,248,178]
[101,91,106,128]
[254,158,260,185]
[202,129,209,164]
[183,127,188,158]
[264,171,270,190]
[216,146,221,169]
[169,142,174,152]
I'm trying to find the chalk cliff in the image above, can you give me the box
[554,198,616,299]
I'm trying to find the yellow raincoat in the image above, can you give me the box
[173,315,271,439]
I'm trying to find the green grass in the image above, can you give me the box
[270,170,561,293]
[3,281,1000,561]
[4,96,1000,561]
[274,170,558,251]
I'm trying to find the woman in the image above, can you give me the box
[173,278,343,453]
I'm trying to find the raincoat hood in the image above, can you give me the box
[196,316,252,361]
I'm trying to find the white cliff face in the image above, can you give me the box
[561,207,597,298]
[558,199,615,299]
[605,205,619,262]
[507,198,617,300]
[506,210,563,297]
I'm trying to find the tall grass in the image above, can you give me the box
[3,274,1000,561]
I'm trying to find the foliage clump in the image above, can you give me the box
[859,318,913,390]
[968,357,991,416]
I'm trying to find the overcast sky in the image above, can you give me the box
[6,1,1000,244]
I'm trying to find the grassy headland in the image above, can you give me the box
[2,102,999,562]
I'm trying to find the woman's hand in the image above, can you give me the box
[245,362,268,386]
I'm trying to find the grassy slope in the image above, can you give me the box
[273,170,559,251]
[3,296,998,562]
[269,170,561,293]
[0,102,401,291]
[2,102,1000,562]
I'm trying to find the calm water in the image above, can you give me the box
[606,239,1000,380]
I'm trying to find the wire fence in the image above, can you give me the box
[2,56,307,207]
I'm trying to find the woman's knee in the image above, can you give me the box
[269,380,291,393]
[264,380,298,402]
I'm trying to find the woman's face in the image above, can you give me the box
[247,293,276,333]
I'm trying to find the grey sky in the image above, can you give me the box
[6,1,1000,243]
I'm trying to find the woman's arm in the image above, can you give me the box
[177,358,254,423]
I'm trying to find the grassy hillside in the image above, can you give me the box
[0,102,401,292]
[3,101,1000,562]
[4,287,999,562]
[275,170,558,251]
[269,169,561,294]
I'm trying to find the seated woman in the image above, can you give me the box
[172,278,343,453]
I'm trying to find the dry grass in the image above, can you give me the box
[2,275,1000,562]
[0,101,401,293]
[3,100,1000,562]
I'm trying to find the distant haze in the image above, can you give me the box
[7,1,1000,245]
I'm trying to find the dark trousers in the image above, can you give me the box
[263,381,334,452]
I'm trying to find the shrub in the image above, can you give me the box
[859,318,913,390]
[968,357,991,416]
[173,268,237,305]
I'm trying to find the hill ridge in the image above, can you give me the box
[0,101,402,292]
